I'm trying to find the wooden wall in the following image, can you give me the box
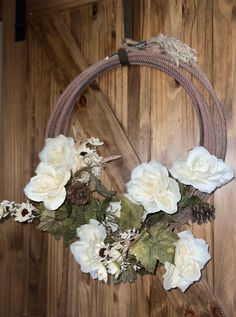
[0,0,236,316]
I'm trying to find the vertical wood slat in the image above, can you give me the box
[0,1,44,317]
[182,0,215,289]
[213,1,236,316]
[0,0,26,316]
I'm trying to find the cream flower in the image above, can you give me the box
[39,134,75,171]
[87,137,104,147]
[0,200,15,220]
[70,220,108,282]
[170,146,234,193]
[13,202,37,223]
[72,142,103,177]
[24,163,70,210]
[107,261,121,278]
[76,219,106,243]
[163,231,211,292]
[126,161,181,216]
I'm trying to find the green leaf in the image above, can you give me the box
[178,181,187,197]
[178,194,202,209]
[129,231,159,273]
[177,182,203,209]
[144,211,172,227]
[112,265,137,284]
[90,173,116,199]
[84,198,105,223]
[55,204,69,220]
[119,197,144,230]
[101,198,113,211]
[63,228,77,246]
[104,236,115,244]
[130,225,179,272]
[37,209,64,238]
[150,223,178,264]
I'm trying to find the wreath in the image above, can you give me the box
[0,34,234,292]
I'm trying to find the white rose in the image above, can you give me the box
[39,134,75,171]
[70,220,108,282]
[70,240,94,272]
[24,163,70,210]
[126,161,181,216]
[76,219,106,243]
[163,230,211,292]
[170,146,234,193]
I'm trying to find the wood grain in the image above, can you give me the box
[1,0,236,316]
[213,1,236,316]
[28,0,99,14]
[0,1,27,316]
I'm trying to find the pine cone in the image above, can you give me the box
[191,203,215,225]
[67,181,90,205]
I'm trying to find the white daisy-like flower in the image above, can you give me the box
[87,137,104,147]
[0,200,15,220]
[13,202,38,223]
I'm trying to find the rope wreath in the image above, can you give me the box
[0,34,233,291]
[46,34,227,161]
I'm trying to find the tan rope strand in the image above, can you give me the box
[46,47,226,162]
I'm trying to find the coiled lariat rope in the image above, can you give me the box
[46,34,227,211]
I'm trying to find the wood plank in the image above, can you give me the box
[183,0,215,289]
[213,1,236,316]
[28,0,99,14]
[147,1,184,314]
[26,27,64,317]
[0,1,27,316]
[0,1,48,317]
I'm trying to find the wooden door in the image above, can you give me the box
[1,0,236,316]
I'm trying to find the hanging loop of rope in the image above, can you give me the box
[46,34,227,162]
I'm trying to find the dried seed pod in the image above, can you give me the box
[67,181,90,205]
[191,203,215,225]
